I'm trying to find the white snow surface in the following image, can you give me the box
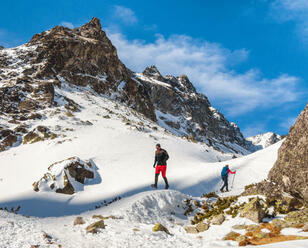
[0,83,306,247]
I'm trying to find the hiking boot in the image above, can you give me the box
[163,177,169,190]
[151,184,157,189]
[151,174,159,189]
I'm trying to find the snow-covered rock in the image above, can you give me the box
[33,157,99,195]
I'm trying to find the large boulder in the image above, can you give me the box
[211,214,225,225]
[268,103,308,203]
[196,222,209,232]
[284,208,308,227]
[184,226,198,234]
[33,157,99,195]
[240,198,265,223]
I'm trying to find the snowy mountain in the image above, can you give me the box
[246,132,282,151]
[0,17,253,155]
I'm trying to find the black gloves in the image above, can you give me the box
[153,164,156,168]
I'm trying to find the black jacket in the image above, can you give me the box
[154,149,169,166]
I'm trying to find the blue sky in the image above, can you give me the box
[1,0,307,137]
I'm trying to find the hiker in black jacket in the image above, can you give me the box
[151,144,169,189]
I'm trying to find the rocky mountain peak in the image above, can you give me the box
[78,17,105,40]
[0,45,4,50]
[82,17,102,31]
[177,74,196,92]
[142,65,165,82]
[136,66,250,154]
[246,132,281,151]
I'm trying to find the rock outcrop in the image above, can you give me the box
[268,103,308,203]
[33,157,98,194]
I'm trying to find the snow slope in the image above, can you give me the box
[0,83,280,217]
[0,84,306,247]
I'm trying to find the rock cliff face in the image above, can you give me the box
[268,103,308,202]
[0,17,252,154]
[136,66,249,154]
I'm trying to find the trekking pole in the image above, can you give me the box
[231,173,236,189]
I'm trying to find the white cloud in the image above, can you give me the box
[113,5,138,25]
[271,0,308,42]
[108,32,301,116]
[279,116,298,129]
[61,22,74,29]
[242,123,267,138]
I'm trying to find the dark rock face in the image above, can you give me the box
[0,129,18,151]
[142,65,166,82]
[268,103,308,203]
[136,66,249,154]
[28,17,156,121]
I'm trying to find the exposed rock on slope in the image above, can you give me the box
[33,157,99,194]
[268,103,308,203]
[136,66,250,154]
[246,132,281,151]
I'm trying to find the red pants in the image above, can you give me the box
[155,165,167,178]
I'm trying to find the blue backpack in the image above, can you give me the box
[221,166,228,177]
